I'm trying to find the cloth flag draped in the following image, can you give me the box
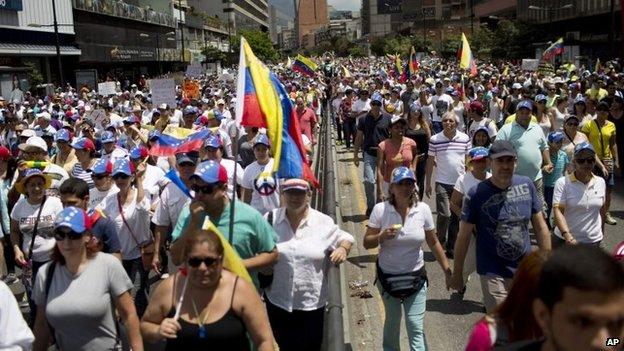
[542,38,564,61]
[235,37,319,186]
[292,54,318,77]
[341,65,352,78]
[460,33,478,77]
[149,129,211,157]
[408,46,419,75]
[393,54,403,78]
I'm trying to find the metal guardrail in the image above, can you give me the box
[315,102,345,351]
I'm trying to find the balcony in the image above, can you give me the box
[73,0,176,27]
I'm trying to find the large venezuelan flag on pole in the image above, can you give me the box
[460,33,478,77]
[235,37,319,186]
[292,54,318,77]
[542,37,564,61]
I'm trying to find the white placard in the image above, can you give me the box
[522,59,540,71]
[98,81,117,96]
[84,109,107,129]
[185,63,203,78]
[150,78,176,107]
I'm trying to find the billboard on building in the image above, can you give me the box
[377,0,402,14]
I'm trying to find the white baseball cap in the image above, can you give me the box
[18,136,48,153]
[21,129,37,138]
[36,111,51,120]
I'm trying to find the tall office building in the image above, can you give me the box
[297,0,328,48]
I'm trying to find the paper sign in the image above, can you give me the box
[98,81,117,96]
[185,63,203,78]
[84,109,107,129]
[150,78,176,107]
[183,80,200,99]
[521,59,540,71]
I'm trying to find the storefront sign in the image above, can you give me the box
[0,0,23,11]
[110,47,155,61]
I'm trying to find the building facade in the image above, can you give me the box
[297,0,328,48]
[0,0,79,95]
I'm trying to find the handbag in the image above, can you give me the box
[21,196,48,289]
[117,194,154,271]
[376,260,427,300]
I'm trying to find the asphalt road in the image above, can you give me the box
[333,139,624,351]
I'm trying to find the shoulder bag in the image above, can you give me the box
[117,194,154,271]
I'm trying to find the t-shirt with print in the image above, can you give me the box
[378,137,417,182]
[101,190,152,260]
[33,253,133,351]
[461,175,541,278]
[88,185,119,211]
[171,200,277,287]
[368,201,435,274]
[431,93,453,122]
[10,196,63,262]
[241,158,281,215]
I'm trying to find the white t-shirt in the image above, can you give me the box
[352,98,371,115]
[220,158,244,200]
[431,93,453,122]
[88,184,119,212]
[152,181,191,228]
[241,158,281,215]
[467,118,498,139]
[552,174,605,244]
[10,196,64,262]
[368,201,435,274]
[453,171,492,195]
[101,190,152,260]
[142,164,167,204]
[0,281,34,350]
[452,102,465,131]
[170,109,182,127]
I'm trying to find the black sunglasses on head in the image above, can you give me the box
[191,183,219,194]
[54,228,83,241]
[187,256,221,268]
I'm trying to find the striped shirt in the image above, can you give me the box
[428,131,471,185]
[71,161,96,189]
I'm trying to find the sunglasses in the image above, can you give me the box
[112,174,131,180]
[54,229,84,241]
[575,157,595,164]
[92,174,109,180]
[191,183,218,194]
[187,256,221,268]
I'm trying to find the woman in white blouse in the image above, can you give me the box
[264,178,354,351]
[364,167,451,351]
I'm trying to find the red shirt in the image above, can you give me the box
[296,107,317,142]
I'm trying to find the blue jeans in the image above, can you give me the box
[363,152,378,211]
[378,281,428,351]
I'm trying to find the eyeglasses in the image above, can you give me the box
[112,174,130,180]
[191,183,218,194]
[54,229,84,241]
[575,157,595,165]
[187,256,221,268]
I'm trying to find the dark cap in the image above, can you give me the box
[176,152,197,165]
[489,140,517,159]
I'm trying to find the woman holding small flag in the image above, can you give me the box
[141,229,275,350]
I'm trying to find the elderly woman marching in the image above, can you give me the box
[264,178,354,351]
[364,167,452,351]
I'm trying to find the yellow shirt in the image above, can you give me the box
[585,87,608,101]
[504,114,538,125]
[580,119,616,159]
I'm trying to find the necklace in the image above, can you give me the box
[191,297,211,339]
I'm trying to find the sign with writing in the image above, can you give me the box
[150,78,176,107]
[75,69,97,91]
[183,80,200,99]
[84,109,107,129]
[0,0,23,11]
[98,81,117,96]
[185,63,203,78]
[110,47,155,61]
[521,59,540,71]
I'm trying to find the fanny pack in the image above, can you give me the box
[376,260,427,300]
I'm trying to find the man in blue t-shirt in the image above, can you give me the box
[450,140,551,312]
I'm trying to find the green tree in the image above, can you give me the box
[202,45,227,63]
[348,45,366,57]
[232,29,280,62]
[440,34,460,57]
[24,61,43,88]
[370,38,386,56]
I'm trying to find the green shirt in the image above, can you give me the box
[497,121,548,181]
[172,199,277,287]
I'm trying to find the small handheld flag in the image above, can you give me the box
[542,38,564,61]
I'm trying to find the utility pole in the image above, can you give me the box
[178,0,185,64]
[157,33,162,75]
[51,0,64,88]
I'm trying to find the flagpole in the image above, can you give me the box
[228,126,239,244]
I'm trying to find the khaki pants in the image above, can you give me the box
[479,274,513,313]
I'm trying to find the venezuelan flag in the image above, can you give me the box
[460,33,478,77]
[292,54,318,77]
[235,37,319,186]
[394,54,403,78]
[408,46,419,75]
[149,129,211,156]
[542,38,564,61]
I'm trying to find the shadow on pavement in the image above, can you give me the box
[339,157,359,163]
[348,254,378,268]
[610,210,624,219]
[427,298,485,316]
[342,214,368,223]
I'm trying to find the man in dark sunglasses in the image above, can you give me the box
[170,160,278,288]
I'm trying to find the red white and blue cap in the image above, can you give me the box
[281,178,310,192]
[253,134,270,147]
[55,129,71,142]
[71,137,96,151]
[469,146,489,161]
[547,131,564,143]
[194,115,209,126]
[54,206,92,233]
[129,145,149,160]
[90,158,113,175]
[112,158,135,176]
[191,160,228,184]
[123,115,141,124]
[390,166,416,184]
[204,133,222,148]
[101,131,116,143]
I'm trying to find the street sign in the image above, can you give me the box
[0,0,23,11]
[98,81,117,96]
[150,78,176,107]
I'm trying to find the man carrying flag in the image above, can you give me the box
[542,37,565,61]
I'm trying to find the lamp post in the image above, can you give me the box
[52,0,63,88]
[178,0,186,63]
[528,3,573,36]
[223,5,234,57]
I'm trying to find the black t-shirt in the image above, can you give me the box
[357,112,391,156]
[495,339,544,351]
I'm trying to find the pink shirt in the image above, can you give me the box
[296,107,317,143]
[378,137,417,182]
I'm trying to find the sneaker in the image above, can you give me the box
[160,273,170,280]
[2,273,17,285]
[18,295,29,309]
[606,212,617,225]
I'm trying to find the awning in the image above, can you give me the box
[0,43,81,56]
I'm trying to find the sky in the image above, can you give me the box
[329,0,361,11]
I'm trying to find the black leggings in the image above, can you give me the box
[266,298,324,351]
